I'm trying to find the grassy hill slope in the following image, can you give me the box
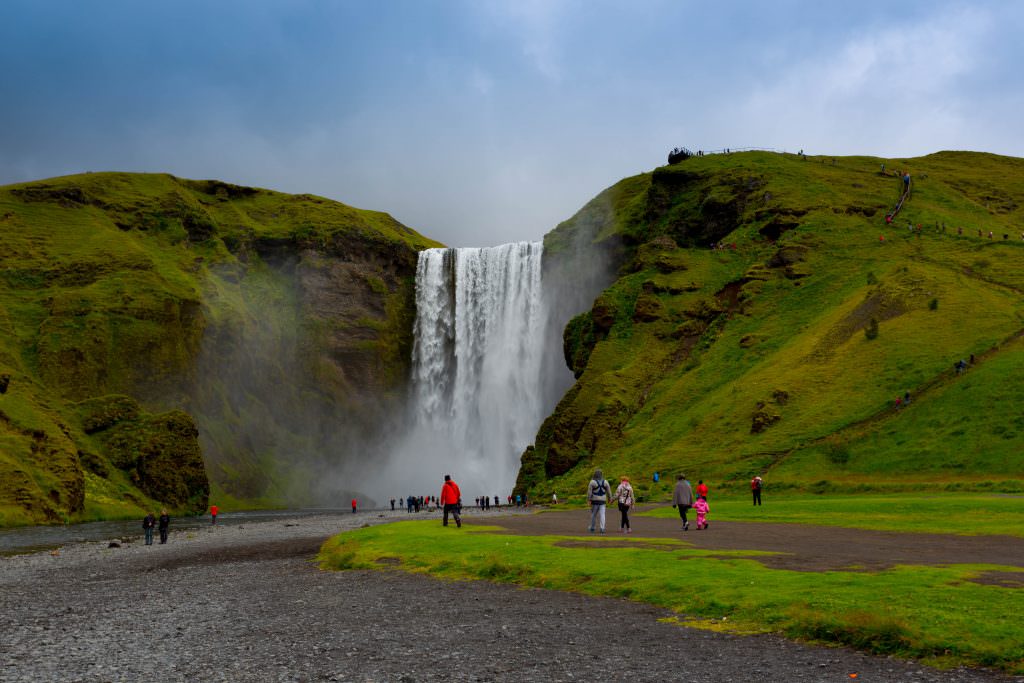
[517,151,1024,501]
[0,172,440,525]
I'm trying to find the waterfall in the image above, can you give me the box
[402,241,547,499]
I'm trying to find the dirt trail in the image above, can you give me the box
[469,507,1024,576]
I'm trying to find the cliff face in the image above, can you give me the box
[0,172,439,525]
[518,151,1024,501]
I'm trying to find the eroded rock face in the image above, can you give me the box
[1,171,438,522]
[78,395,208,513]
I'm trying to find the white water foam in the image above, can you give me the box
[371,242,549,502]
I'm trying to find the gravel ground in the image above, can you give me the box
[1,509,1020,683]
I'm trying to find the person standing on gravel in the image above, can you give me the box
[672,475,694,531]
[210,503,218,525]
[158,509,170,544]
[615,476,635,533]
[441,474,462,528]
[587,469,611,534]
[142,512,156,545]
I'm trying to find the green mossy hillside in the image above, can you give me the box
[518,151,1024,501]
[0,172,440,525]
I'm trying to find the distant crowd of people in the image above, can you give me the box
[141,471,769,544]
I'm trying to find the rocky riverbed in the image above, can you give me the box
[1,509,1019,682]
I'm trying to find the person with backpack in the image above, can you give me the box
[587,469,611,534]
[671,475,694,530]
[615,476,635,533]
[751,476,763,506]
[440,474,462,528]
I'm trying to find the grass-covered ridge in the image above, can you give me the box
[0,172,441,525]
[519,150,1024,500]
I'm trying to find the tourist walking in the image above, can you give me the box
[587,469,611,534]
[694,496,710,530]
[672,474,694,530]
[751,476,763,506]
[351,498,357,514]
[615,476,635,533]
[695,479,709,499]
[210,503,218,525]
[441,474,462,528]
[158,508,170,544]
[142,512,156,545]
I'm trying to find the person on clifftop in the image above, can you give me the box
[441,474,462,528]
[158,509,170,544]
[672,474,694,531]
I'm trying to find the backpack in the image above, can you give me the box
[593,479,607,498]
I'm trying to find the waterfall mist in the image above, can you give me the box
[358,241,558,502]
[188,231,613,509]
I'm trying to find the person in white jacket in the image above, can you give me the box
[615,476,635,533]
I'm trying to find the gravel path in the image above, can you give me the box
[1,509,1019,682]
[475,507,1024,572]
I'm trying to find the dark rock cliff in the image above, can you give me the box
[0,172,439,525]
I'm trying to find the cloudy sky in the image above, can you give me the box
[2,1,1022,247]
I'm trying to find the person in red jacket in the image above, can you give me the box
[440,474,462,528]
[351,498,357,514]
[210,504,218,525]
[695,480,709,499]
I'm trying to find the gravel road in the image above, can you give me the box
[1,509,1019,682]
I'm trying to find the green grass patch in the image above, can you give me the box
[320,520,1024,674]
[639,492,1024,537]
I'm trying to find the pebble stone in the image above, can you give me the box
[1,509,1019,682]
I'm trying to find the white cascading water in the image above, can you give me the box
[400,241,547,499]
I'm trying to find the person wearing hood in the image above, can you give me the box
[672,474,694,531]
[441,474,462,528]
[586,469,611,534]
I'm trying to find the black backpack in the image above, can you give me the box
[593,479,607,497]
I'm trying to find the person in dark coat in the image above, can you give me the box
[142,512,156,545]
[158,509,170,544]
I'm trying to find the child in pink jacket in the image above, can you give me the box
[693,496,710,530]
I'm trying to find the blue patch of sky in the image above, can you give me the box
[1,1,1023,245]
